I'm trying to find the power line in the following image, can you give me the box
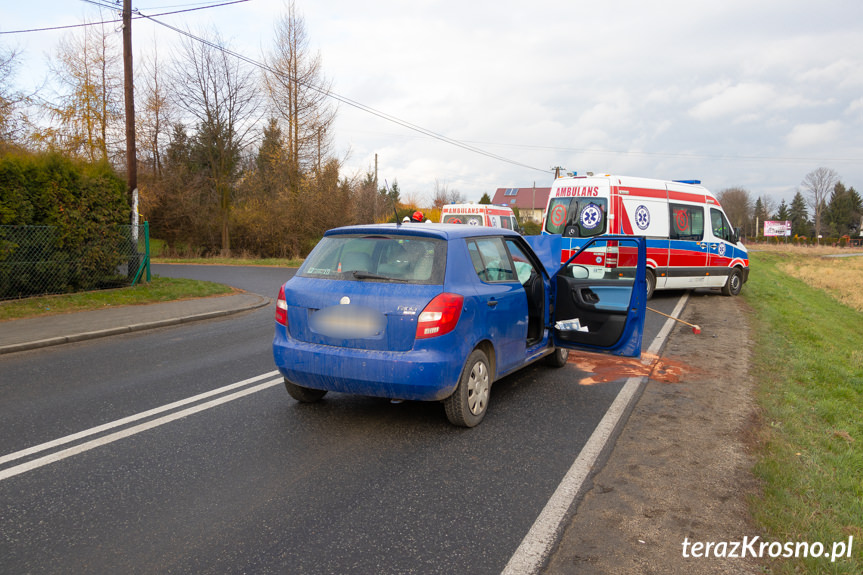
[458,141,863,164]
[0,0,250,35]
[135,10,551,174]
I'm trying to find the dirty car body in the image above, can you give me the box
[273,223,647,426]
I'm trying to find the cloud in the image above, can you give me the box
[689,83,780,122]
[785,121,842,149]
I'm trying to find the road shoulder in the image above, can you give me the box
[544,292,762,574]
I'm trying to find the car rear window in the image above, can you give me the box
[299,235,447,284]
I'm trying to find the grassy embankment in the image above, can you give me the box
[745,246,863,573]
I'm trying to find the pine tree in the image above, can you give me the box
[775,199,790,222]
[789,191,810,237]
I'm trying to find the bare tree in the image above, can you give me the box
[42,21,123,161]
[716,187,753,234]
[137,43,173,178]
[0,45,27,144]
[431,179,465,210]
[264,0,337,178]
[171,27,261,255]
[801,167,839,241]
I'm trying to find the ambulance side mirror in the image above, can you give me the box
[570,265,590,279]
[733,227,742,243]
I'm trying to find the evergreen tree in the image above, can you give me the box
[824,182,863,237]
[775,199,790,222]
[378,179,400,218]
[849,187,863,236]
[256,118,284,174]
[753,197,768,237]
[479,192,492,204]
[789,191,810,237]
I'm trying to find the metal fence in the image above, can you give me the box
[0,223,150,301]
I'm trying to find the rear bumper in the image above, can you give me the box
[272,328,464,401]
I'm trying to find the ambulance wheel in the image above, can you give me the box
[645,269,656,300]
[284,378,327,402]
[722,268,743,296]
[544,347,569,368]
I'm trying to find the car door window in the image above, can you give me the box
[467,238,515,282]
[504,239,536,285]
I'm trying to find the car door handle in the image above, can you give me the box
[487,299,498,308]
[578,288,599,305]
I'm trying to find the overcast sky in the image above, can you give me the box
[4,0,862,207]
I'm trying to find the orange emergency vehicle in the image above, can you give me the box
[440,204,520,231]
[542,174,749,298]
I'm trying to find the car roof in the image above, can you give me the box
[323,223,522,241]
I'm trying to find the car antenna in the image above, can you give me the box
[386,180,400,227]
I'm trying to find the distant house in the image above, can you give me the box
[491,186,551,223]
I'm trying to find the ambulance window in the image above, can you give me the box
[500,217,513,230]
[444,214,483,226]
[545,197,607,237]
[710,208,735,242]
[669,204,704,241]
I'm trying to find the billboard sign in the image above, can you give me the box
[764,220,792,237]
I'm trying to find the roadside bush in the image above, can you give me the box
[0,150,129,298]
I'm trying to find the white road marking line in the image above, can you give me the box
[0,370,280,473]
[501,294,688,575]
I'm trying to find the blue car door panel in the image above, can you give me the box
[550,236,647,357]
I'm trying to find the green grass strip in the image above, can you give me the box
[0,277,234,321]
[153,257,303,267]
[745,252,863,573]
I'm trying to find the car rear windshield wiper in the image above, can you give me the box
[351,271,408,283]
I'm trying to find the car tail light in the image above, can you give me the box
[275,285,288,326]
[416,293,464,339]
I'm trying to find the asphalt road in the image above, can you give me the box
[0,264,684,574]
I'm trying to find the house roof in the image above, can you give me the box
[491,187,551,210]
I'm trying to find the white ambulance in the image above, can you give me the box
[440,204,520,231]
[542,174,749,298]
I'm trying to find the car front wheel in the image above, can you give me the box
[544,347,569,367]
[444,349,491,427]
[284,378,327,402]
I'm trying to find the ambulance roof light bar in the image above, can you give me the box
[673,179,702,185]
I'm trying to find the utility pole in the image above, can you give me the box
[374,153,378,221]
[122,0,137,226]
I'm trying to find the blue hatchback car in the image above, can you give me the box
[273,223,646,427]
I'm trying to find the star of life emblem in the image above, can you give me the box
[635,205,650,230]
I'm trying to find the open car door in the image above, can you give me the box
[548,235,647,357]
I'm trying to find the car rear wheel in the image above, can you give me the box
[284,378,327,402]
[445,349,491,427]
[543,347,569,367]
[721,268,743,296]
